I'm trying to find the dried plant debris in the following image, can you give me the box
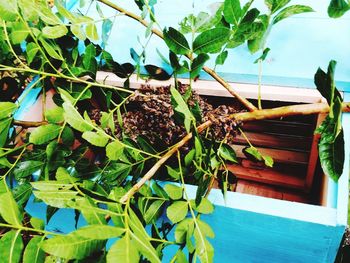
[90,83,243,146]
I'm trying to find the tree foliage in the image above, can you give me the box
[0,0,346,262]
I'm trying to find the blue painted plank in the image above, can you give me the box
[89,0,350,89]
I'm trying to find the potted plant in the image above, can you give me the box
[0,0,349,262]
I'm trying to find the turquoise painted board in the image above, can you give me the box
[82,0,350,90]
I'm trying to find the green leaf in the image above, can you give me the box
[0,0,17,21]
[194,5,224,32]
[317,97,344,182]
[215,50,228,65]
[170,87,195,133]
[194,231,214,263]
[328,0,350,18]
[23,236,45,263]
[13,160,43,178]
[163,27,190,55]
[25,42,39,65]
[30,217,45,230]
[218,143,238,163]
[82,131,109,147]
[262,155,274,167]
[190,53,209,79]
[40,234,105,260]
[107,236,139,263]
[39,38,63,60]
[254,47,271,63]
[10,22,30,44]
[144,200,165,224]
[166,165,180,180]
[62,126,75,146]
[86,23,99,40]
[58,88,75,104]
[0,118,12,148]
[265,0,291,14]
[314,60,342,113]
[38,2,62,25]
[273,5,314,24]
[319,127,344,182]
[152,182,169,199]
[63,102,93,132]
[18,0,38,21]
[167,201,188,224]
[243,146,262,161]
[42,25,68,39]
[223,0,242,25]
[145,64,171,80]
[175,249,188,263]
[31,181,74,191]
[193,28,230,54]
[0,102,17,119]
[191,198,214,214]
[29,124,61,145]
[128,209,161,263]
[33,190,82,208]
[0,191,23,226]
[164,184,183,200]
[174,218,194,243]
[106,140,125,160]
[71,197,106,225]
[102,162,131,186]
[184,149,195,166]
[13,183,32,207]
[197,219,215,238]
[55,0,78,22]
[71,24,86,40]
[73,225,125,239]
[0,230,24,263]
[45,107,64,123]
[83,43,97,73]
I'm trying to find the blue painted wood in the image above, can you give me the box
[87,0,350,90]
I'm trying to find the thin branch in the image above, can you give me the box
[119,101,350,203]
[13,120,48,127]
[97,0,257,112]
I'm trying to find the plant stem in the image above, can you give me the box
[0,223,62,236]
[13,120,48,127]
[257,59,263,110]
[0,65,133,94]
[119,100,350,202]
[231,102,350,122]
[97,0,257,112]
[119,121,210,203]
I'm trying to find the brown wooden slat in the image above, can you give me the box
[235,180,309,203]
[231,144,309,165]
[305,113,327,191]
[233,131,311,151]
[236,180,283,199]
[242,120,314,137]
[227,163,305,190]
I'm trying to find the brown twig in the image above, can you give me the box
[97,0,257,112]
[13,120,48,128]
[119,101,350,203]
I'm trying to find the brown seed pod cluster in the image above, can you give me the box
[90,83,242,146]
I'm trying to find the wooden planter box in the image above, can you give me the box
[99,73,350,263]
[19,73,349,263]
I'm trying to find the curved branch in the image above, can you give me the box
[13,120,48,127]
[97,0,257,112]
[119,101,350,203]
